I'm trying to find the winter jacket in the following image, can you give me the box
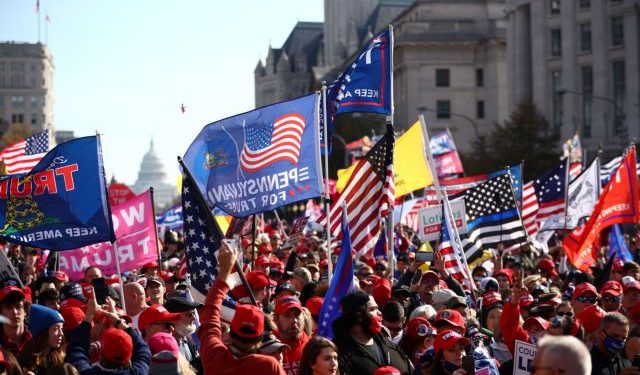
[590,346,632,375]
[66,321,150,375]
[198,278,286,375]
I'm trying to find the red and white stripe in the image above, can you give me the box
[0,140,45,174]
[569,162,582,180]
[521,181,539,238]
[402,198,428,230]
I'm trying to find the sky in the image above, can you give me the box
[0,0,324,185]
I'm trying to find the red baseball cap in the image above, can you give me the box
[494,269,514,285]
[434,330,470,354]
[305,296,324,317]
[52,271,69,283]
[623,281,640,294]
[275,295,303,315]
[255,255,271,267]
[101,328,133,365]
[231,304,264,339]
[520,293,535,308]
[147,332,179,356]
[602,280,623,297]
[0,286,25,304]
[523,317,550,331]
[138,304,181,331]
[537,258,558,277]
[372,279,391,306]
[572,282,598,299]
[435,309,465,330]
[421,271,440,285]
[142,261,159,270]
[577,304,605,334]
[320,259,329,269]
[373,366,402,375]
[405,317,437,343]
[247,271,270,290]
[241,238,252,248]
[481,291,503,309]
[258,243,273,254]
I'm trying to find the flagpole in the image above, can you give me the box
[386,24,395,279]
[149,187,163,271]
[177,157,258,306]
[506,168,531,242]
[563,157,570,230]
[272,209,289,240]
[251,214,257,270]
[321,83,333,283]
[112,239,127,313]
[442,193,476,290]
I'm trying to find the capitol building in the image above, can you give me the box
[132,139,177,209]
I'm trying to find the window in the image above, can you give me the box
[10,62,24,72]
[436,69,450,87]
[578,0,590,9]
[581,66,593,138]
[550,0,561,15]
[476,68,484,87]
[551,29,562,56]
[611,16,624,47]
[30,114,37,125]
[11,114,24,124]
[11,96,24,106]
[10,74,24,88]
[612,61,625,134]
[580,23,591,52]
[31,96,38,107]
[0,96,4,106]
[477,101,485,119]
[436,100,451,119]
[551,70,563,128]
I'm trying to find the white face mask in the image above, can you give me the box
[175,322,197,337]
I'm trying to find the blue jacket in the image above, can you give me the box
[65,322,150,375]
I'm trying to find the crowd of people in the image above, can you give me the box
[1,222,640,375]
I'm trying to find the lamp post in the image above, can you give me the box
[557,89,627,139]
[418,106,479,138]
[331,134,349,167]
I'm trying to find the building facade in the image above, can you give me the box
[0,42,55,137]
[506,0,640,155]
[132,139,177,210]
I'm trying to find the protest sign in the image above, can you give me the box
[513,340,536,375]
[282,216,309,249]
[418,199,467,241]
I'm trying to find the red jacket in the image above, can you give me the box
[274,331,310,375]
[499,301,530,354]
[199,278,286,375]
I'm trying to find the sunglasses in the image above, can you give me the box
[575,296,597,304]
[602,295,621,302]
[556,311,573,317]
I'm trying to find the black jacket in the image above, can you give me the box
[333,330,413,375]
[590,346,632,375]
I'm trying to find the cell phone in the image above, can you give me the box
[92,277,108,305]
[411,269,423,284]
[415,252,434,263]
[633,354,640,368]
[462,354,475,375]
[222,239,238,252]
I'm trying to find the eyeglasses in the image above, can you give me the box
[602,296,621,302]
[575,296,597,304]
[556,311,573,317]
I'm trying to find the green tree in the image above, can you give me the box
[462,99,560,180]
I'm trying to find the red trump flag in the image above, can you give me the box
[563,148,640,271]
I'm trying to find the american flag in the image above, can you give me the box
[533,160,568,225]
[0,130,49,174]
[569,162,582,180]
[521,181,539,238]
[240,112,305,173]
[600,156,640,185]
[438,204,473,290]
[318,125,394,258]
[454,173,527,264]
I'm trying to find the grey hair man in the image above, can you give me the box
[534,335,591,375]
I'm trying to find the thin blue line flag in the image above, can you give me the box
[609,224,634,263]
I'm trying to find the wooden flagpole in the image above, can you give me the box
[149,187,163,270]
[321,83,333,283]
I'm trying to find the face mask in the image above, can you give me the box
[603,333,626,355]
[368,314,383,335]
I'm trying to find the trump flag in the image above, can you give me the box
[0,136,115,250]
[183,93,323,217]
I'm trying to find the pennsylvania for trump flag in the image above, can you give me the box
[318,124,394,258]
[454,173,527,264]
[0,130,50,174]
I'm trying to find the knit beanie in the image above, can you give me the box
[150,351,181,375]
[28,304,64,337]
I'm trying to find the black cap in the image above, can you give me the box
[164,297,203,313]
[392,285,411,298]
[274,282,298,297]
[59,282,87,303]
[396,253,409,263]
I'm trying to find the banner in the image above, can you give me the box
[513,340,536,375]
[108,183,136,207]
[0,136,115,250]
[394,121,433,197]
[564,158,600,229]
[429,131,457,155]
[418,199,467,242]
[282,216,309,249]
[183,93,323,217]
[58,191,158,281]
[156,205,183,232]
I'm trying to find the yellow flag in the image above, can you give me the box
[336,163,357,194]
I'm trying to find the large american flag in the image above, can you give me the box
[318,125,394,258]
[533,160,568,226]
[438,204,473,290]
[521,181,540,238]
[454,173,527,264]
[240,112,305,173]
[0,130,49,174]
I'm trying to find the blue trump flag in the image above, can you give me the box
[318,204,355,339]
[156,205,184,232]
[183,93,323,217]
[321,26,393,153]
[0,136,115,250]
[609,224,634,262]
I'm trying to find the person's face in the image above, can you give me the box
[598,322,628,351]
[291,276,305,292]
[85,268,102,283]
[146,268,159,277]
[382,317,405,338]
[473,272,487,288]
[276,308,303,341]
[622,290,640,310]
[311,347,338,375]
[442,342,465,365]
[146,321,175,339]
[496,276,510,291]
[47,323,64,348]
[146,282,165,301]
[22,268,36,285]
[257,265,270,275]
[571,294,597,315]
[1,300,25,327]
[625,269,640,281]
[357,267,374,281]
[601,294,622,312]
[255,286,270,305]
[44,299,60,311]
[175,311,197,337]
[397,261,409,273]
[366,296,381,317]
[39,282,56,293]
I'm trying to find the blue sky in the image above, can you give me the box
[0,0,324,185]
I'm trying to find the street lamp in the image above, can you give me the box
[331,134,350,167]
[418,106,479,138]
[557,89,627,138]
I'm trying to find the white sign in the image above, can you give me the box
[513,340,537,375]
[0,250,21,286]
[418,199,467,242]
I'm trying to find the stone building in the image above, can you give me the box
[132,139,177,210]
[0,42,55,138]
[506,0,640,155]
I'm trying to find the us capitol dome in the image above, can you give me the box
[132,139,177,209]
